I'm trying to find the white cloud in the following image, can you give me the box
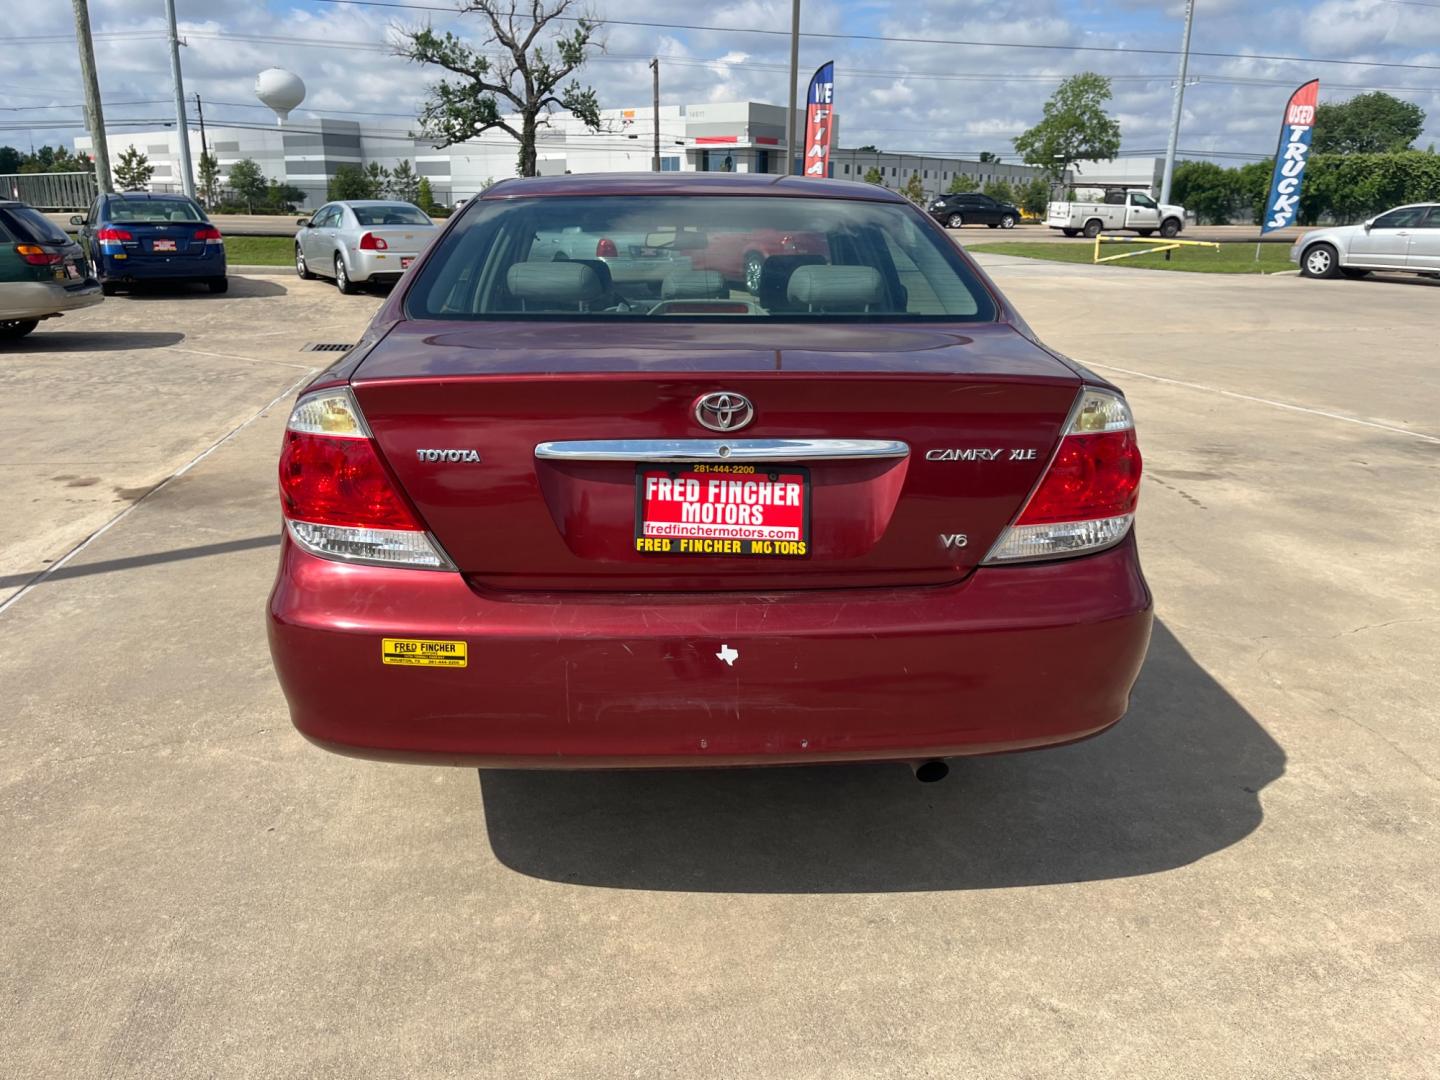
[3,0,1438,166]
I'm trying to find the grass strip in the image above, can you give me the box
[966,241,1296,274]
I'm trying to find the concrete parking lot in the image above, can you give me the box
[2,262,1436,1078]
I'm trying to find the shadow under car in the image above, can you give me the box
[477,620,1284,893]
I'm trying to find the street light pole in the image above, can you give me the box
[71,0,112,193]
[164,0,195,198]
[650,58,660,172]
[1160,0,1195,205]
[785,0,801,175]
[195,93,208,156]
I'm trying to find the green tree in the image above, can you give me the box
[262,181,306,213]
[1312,92,1425,155]
[1013,72,1122,183]
[982,179,1015,204]
[416,175,436,213]
[862,165,886,186]
[1232,160,1273,225]
[855,144,878,153]
[947,173,976,193]
[978,151,997,163]
[900,171,926,204]
[398,0,602,177]
[112,145,153,190]
[1017,177,1051,217]
[197,150,221,206]
[15,145,92,174]
[227,158,268,212]
[1304,150,1440,224]
[365,161,391,197]
[389,159,421,203]
[328,163,375,201]
[0,146,21,173]
[1171,160,1237,224]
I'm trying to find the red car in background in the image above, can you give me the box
[688,227,829,293]
[268,173,1151,776]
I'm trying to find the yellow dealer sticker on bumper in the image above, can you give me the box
[382,638,467,668]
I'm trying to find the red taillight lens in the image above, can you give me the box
[358,232,387,250]
[279,388,453,569]
[279,431,420,530]
[15,244,62,266]
[595,237,618,258]
[193,226,222,241]
[984,388,1141,564]
[95,228,133,242]
[1016,430,1142,525]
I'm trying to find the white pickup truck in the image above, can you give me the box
[1047,190,1187,239]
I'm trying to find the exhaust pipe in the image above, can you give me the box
[911,759,950,783]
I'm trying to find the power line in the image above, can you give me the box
[32,26,1440,99]
[299,0,1440,74]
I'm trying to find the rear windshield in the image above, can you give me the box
[353,203,431,226]
[405,195,996,322]
[108,198,205,223]
[0,206,69,244]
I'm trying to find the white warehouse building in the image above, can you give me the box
[78,99,1056,210]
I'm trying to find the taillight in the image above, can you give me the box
[984,388,1142,563]
[194,226,222,243]
[95,227,133,242]
[595,237,618,258]
[278,388,453,570]
[358,232,387,250]
[14,243,63,266]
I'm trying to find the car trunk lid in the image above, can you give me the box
[352,320,1081,591]
[358,226,435,257]
[114,220,215,258]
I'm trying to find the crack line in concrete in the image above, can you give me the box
[0,368,316,619]
[1086,362,1440,445]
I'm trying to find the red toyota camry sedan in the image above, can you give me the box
[267,173,1151,772]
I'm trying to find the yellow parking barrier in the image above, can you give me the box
[1093,235,1221,264]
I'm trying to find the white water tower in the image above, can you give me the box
[255,68,306,126]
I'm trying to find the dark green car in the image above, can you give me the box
[0,200,102,340]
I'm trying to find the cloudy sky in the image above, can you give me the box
[4,0,1439,166]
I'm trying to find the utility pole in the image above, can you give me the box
[1160,0,1195,206]
[649,58,660,172]
[164,0,195,198]
[195,93,208,156]
[71,0,112,193]
[785,0,801,175]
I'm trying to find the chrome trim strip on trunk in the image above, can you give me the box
[534,438,910,462]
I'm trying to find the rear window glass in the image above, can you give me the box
[0,206,69,244]
[352,204,430,226]
[107,199,204,224]
[405,195,996,322]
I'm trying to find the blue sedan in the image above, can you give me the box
[73,192,227,295]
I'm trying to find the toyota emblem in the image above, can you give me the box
[694,392,754,432]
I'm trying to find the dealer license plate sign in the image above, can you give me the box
[635,464,810,558]
[152,239,177,252]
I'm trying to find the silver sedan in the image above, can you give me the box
[1291,203,1440,280]
[294,200,438,293]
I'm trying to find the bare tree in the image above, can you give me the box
[397,0,602,178]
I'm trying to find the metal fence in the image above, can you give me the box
[0,172,98,211]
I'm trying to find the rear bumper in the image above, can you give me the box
[99,250,225,281]
[348,249,416,283]
[0,279,103,320]
[268,533,1152,768]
